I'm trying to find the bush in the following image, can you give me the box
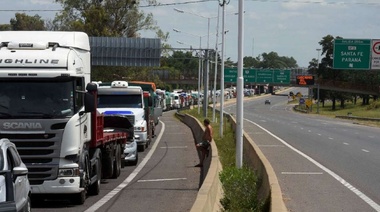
[219,166,263,212]
[367,100,380,110]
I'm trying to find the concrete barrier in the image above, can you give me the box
[228,114,287,211]
[178,97,287,211]
[179,114,223,212]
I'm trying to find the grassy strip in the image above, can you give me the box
[183,107,264,211]
[290,99,380,127]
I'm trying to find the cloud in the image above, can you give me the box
[30,0,56,5]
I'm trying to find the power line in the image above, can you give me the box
[0,0,378,12]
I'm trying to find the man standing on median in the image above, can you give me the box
[195,118,213,167]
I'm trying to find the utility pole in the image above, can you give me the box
[219,0,227,137]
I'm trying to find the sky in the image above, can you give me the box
[0,0,379,68]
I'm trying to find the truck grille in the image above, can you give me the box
[1,133,61,185]
[124,115,135,125]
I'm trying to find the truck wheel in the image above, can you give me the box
[72,190,86,205]
[88,156,102,195]
[112,145,121,179]
[138,144,145,152]
[102,152,114,178]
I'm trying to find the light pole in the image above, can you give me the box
[316,48,321,114]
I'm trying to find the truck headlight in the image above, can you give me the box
[58,168,80,177]
[134,126,145,132]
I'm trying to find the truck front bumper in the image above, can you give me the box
[30,177,82,194]
[135,131,148,146]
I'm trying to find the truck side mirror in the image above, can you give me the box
[84,93,96,113]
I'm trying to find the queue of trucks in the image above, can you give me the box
[0,30,166,206]
[0,30,197,207]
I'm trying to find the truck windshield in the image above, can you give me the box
[98,95,143,108]
[0,81,74,119]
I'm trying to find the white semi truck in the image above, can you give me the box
[96,81,151,152]
[0,31,131,204]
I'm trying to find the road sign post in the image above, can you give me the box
[333,39,371,70]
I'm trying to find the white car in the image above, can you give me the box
[0,138,31,212]
[124,137,138,166]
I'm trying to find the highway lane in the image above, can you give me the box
[31,110,201,212]
[226,88,380,211]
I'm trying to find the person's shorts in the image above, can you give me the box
[198,140,210,149]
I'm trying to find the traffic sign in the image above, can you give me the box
[273,69,290,84]
[243,69,256,83]
[256,70,273,83]
[296,75,314,85]
[371,39,380,69]
[299,98,305,104]
[333,39,371,70]
[224,68,237,82]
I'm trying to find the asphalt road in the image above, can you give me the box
[225,88,380,212]
[31,110,201,212]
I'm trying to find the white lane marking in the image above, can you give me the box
[138,178,187,183]
[258,145,285,147]
[244,118,380,211]
[328,137,334,140]
[343,142,349,145]
[362,149,370,153]
[308,130,312,133]
[368,136,375,139]
[160,146,188,149]
[166,133,186,135]
[85,121,166,212]
[317,134,322,136]
[282,172,323,175]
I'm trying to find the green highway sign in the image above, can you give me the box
[273,69,290,84]
[256,70,273,83]
[224,68,237,82]
[333,39,371,70]
[224,68,291,84]
[243,69,256,83]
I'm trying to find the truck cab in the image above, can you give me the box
[96,81,149,151]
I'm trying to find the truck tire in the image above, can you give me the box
[72,190,86,205]
[138,144,146,152]
[102,152,114,178]
[88,156,102,195]
[112,144,121,179]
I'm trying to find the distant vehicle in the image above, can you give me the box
[265,99,271,105]
[124,137,138,166]
[0,138,31,212]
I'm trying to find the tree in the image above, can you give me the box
[9,13,45,31]
[0,25,11,31]
[53,0,157,37]
[243,56,260,68]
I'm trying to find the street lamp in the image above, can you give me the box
[316,48,321,114]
